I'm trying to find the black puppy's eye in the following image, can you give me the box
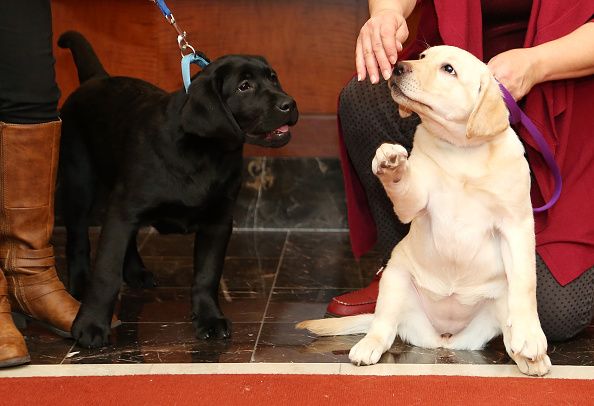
[270,72,278,81]
[442,64,456,75]
[238,81,252,92]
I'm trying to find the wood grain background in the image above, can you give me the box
[51,0,418,156]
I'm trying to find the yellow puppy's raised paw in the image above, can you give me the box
[372,143,408,180]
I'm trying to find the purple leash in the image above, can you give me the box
[498,83,562,213]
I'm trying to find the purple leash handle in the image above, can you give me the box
[498,83,562,213]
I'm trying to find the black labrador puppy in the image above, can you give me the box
[57,31,298,348]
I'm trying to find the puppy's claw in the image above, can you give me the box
[194,317,232,340]
[514,354,551,376]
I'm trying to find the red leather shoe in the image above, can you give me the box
[326,267,383,317]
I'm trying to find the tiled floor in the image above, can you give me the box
[22,158,594,367]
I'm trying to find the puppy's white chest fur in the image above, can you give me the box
[399,126,529,330]
[427,176,500,266]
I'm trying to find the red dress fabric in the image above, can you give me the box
[340,0,594,285]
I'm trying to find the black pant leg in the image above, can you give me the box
[0,0,60,124]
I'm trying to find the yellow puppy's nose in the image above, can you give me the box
[393,62,412,76]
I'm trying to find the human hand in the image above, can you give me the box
[356,8,409,84]
[487,48,544,100]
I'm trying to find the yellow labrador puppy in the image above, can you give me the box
[297,46,551,376]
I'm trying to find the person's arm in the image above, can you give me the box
[533,22,594,82]
[357,0,418,84]
[488,22,594,100]
[369,0,417,17]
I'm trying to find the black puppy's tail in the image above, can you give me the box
[58,31,109,84]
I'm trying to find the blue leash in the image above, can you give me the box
[151,0,210,92]
[152,0,172,17]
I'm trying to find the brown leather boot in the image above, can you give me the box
[0,268,30,368]
[0,121,80,338]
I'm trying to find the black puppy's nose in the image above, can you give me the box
[394,62,412,76]
[277,98,295,113]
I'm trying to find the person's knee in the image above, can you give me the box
[539,303,593,342]
[338,77,363,114]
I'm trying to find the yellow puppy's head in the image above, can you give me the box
[389,45,509,146]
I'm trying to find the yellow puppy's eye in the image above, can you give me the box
[419,53,426,59]
[442,64,456,75]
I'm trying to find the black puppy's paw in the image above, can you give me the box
[72,314,112,348]
[124,269,157,289]
[193,317,232,340]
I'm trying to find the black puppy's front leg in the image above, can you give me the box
[65,223,91,301]
[123,232,156,288]
[72,208,137,348]
[192,220,233,339]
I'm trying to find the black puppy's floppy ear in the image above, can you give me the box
[181,68,243,139]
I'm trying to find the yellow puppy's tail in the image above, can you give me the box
[295,314,374,336]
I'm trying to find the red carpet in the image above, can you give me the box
[1,374,592,405]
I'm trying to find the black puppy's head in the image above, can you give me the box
[181,55,298,147]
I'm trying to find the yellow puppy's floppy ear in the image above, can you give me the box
[465,72,509,139]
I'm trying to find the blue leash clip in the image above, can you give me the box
[151,0,210,92]
[182,53,210,92]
